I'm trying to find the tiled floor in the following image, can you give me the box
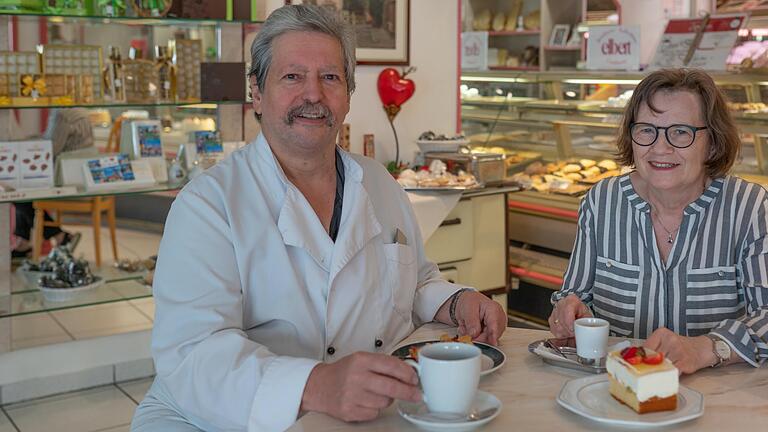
[4,224,162,431]
[1,377,153,432]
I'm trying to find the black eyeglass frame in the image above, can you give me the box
[629,122,709,149]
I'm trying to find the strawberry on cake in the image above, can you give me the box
[606,347,678,414]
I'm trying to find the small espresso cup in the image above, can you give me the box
[405,342,481,414]
[574,317,610,364]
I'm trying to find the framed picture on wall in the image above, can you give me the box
[290,0,410,64]
[549,24,571,46]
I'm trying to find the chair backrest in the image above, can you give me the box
[105,116,125,154]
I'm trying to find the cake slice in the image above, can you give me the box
[606,347,678,414]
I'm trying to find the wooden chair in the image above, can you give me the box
[31,117,125,266]
[32,197,118,267]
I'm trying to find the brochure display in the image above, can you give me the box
[122,119,169,183]
[82,154,155,191]
[182,130,224,170]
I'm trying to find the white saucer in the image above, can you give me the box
[398,390,502,432]
[557,374,704,427]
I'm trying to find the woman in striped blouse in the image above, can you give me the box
[549,69,768,374]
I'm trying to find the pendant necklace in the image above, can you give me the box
[652,210,679,244]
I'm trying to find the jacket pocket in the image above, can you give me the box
[686,266,742,334]
[382,243,418,321]
[592,256,640,336]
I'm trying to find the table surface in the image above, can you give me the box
[288,324,768,432]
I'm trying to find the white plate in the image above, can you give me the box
[557,375,704,427]
[398,390,502,432]
[38,277,104,302]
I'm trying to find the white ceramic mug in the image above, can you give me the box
[574,317,610,363]
[405,342,481,414]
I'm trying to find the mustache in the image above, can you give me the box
[285,102,335,127]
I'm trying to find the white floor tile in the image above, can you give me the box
[11,313,72,351]
[51,303,152,340]
[129,298,155,322]
[116,378,154,404]
[0,410,16,432]
[5,385,136,432]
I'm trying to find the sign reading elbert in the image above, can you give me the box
[587,26,640,71]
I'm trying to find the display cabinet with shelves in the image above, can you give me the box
[464,0,620,71]
[0,10,260,353]
[459,69,768,322]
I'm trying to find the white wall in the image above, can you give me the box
[264,0,459,165]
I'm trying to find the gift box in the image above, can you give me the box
[172,39,202,102]
[123,59,159,103]
[41,45,103,101]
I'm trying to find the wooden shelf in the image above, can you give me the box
[543,46,581,51]
[488,30,540,36]
[489,66,540,71]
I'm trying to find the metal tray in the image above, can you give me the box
[528,339,607,374]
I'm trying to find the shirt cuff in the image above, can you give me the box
[248,356,321,432]
[710,321,761,368]
[415,282,470,324]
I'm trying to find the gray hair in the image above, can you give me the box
[248,4,356,96]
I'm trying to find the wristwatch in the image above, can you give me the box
[706,334,731,368]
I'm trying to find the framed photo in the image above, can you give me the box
[549,24,571,46]
[291,0,410,64]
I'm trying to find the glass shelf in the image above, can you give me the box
[0,279,152,319]
[1,100,248,110]
[0,182,182,204]
[11,264,146,294]
[0,11,261,26]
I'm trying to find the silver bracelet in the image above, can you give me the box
[449,288,472,326]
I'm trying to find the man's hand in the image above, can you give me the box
[300,352,420,422]
[643,328,717,375]
[548,294,592,338]
[454,291,506,346]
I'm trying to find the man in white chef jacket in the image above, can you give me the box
[131,4,506,432]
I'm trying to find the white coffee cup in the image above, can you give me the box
[405,342,481,414]
[574,317,610,363]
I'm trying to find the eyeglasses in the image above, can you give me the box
[629,122,708,149]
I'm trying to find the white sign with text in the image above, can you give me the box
[587,26,641,71]
[461,32,488,71]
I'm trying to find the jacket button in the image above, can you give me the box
[375,339,383,348]
[606,261,612,268]
[327,346,335,355]
[718,270,724,277]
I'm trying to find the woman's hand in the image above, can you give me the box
[643,328,716,375]
[548,294,592,337]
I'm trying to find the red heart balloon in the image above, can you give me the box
[377,68,415,108]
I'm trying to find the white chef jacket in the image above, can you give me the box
[147,133,462,432]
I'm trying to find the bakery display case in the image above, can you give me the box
[0,7,262,353]
[460,69,768,323]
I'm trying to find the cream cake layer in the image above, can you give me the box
[606,351,678,402]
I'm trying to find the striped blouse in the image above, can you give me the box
[552,174,768,367]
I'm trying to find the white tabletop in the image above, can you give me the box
[288,323,768,432]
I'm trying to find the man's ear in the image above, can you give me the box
[249,75,262,115]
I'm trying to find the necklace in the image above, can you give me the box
[652,210,679,244]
